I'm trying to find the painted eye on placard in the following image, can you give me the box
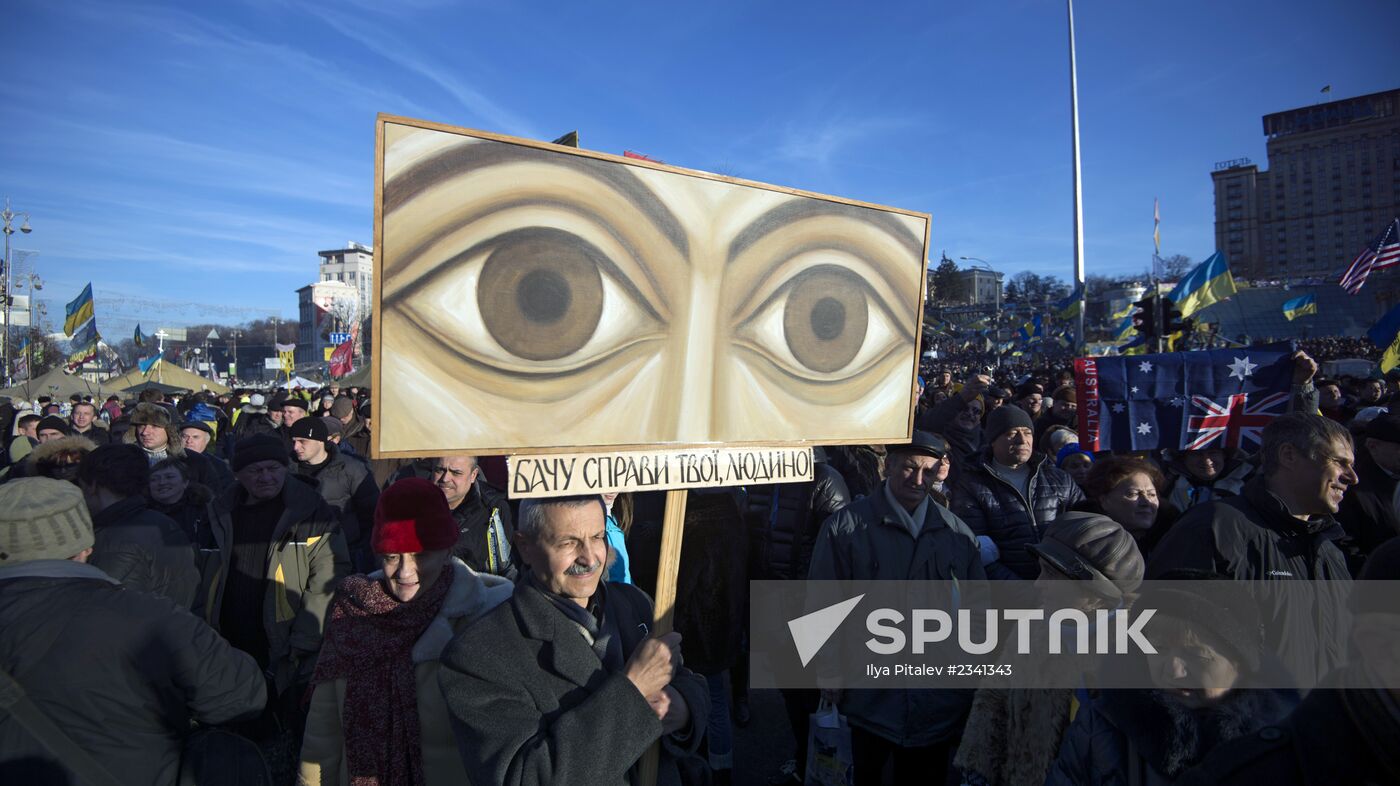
[396,227,664,376]
[737,262,905,381]
[477,230,606,361]
[781,266,870,372]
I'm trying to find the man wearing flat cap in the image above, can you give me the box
[954,405,1084,580]
[808,430,986,783]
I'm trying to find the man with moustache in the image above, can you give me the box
[1147,412,1357,690]
[440,495,708,786]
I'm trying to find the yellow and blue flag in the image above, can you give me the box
[1168,252,1236,317]
[1281,293,1317,321]
[134,324,146,348]
[138,354,162,374]
[1368,303,1400,373]
[1053,284,1084,319]
[63,283,94,337]
[1018,315,1044,342]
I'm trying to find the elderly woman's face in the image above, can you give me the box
[381,549,452,603]
[1146,618,1241,708]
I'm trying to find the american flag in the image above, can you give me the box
[1339,218,1400,294]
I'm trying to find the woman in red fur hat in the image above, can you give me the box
[299,477,514,785]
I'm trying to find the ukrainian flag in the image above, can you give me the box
[134,323,146,348]
[1167,252,1236,317]
[64,283,95,337]
[1053,284,1084,319]
[1018,315,1044,342]
[138,354,162,374]
[1282,293,1317,321]
[1368,303,1400,373]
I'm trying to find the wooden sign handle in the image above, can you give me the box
[638,488,688,786]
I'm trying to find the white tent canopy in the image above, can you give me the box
[279,376,320,389]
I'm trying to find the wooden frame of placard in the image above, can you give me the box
[369,113,931,461]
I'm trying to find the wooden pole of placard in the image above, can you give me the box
[637,488,688,786]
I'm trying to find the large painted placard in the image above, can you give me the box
[372,115,930,457]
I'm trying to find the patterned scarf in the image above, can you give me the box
[311,568,455,786]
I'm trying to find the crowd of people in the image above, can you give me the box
[0,344,1398,785]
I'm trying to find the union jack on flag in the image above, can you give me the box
[1185,391,1291,451]
[1072,342,1295,453]
[1339,218,1400,294]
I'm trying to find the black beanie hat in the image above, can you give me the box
[288,417,329,443]
[37,415,70,435]
[232,434,289,472]
[281,397,309,412]
[986,405,1035,441]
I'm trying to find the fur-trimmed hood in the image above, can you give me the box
[25,434,98,466]
[362,558,515,663]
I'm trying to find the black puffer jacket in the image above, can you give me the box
[952,452,1084,579]
[0,561,266,786]
[90,495,201,609]
[1145,477,1352,690]
[745,449,851,580]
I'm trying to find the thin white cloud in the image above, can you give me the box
[299,4,540,137]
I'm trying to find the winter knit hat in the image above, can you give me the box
[37,415,70,436]
[320,416,343,438]
[986,405,1035,441]
[1056,443,1095,467]
[288,417,329,443]
[373,478,459,554]
[0,477,95,564]
[1028,512,1145,600]
[232,434,290,472]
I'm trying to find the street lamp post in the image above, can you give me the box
[961,256,1003,367]
[1,198,33,388]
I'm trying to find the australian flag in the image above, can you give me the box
[1073,342,1295,453]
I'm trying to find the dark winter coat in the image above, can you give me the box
[90,495,201,609]
[200,475,351,695]
[338,414,371,459]
[449,479,518,580]
[150,481,216,550]
[808,485,986,746]
[1334,447,1400,575]
[917,393,982,463]
[953,452,1085,580]
[1047,680,1298,786]
[439,578,708,786]
[1145,477,1352,690]
[0,560,266,786]
[293,444,378,567]
[672,489,748,675]
[745,449,852,580]
[1176,669,1400,786]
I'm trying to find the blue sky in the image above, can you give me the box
[4,0,1398,341]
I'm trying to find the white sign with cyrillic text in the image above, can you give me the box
[508,446,815,498]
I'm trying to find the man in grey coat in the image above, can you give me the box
[440,494,708,786]
[808,431,987,786]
